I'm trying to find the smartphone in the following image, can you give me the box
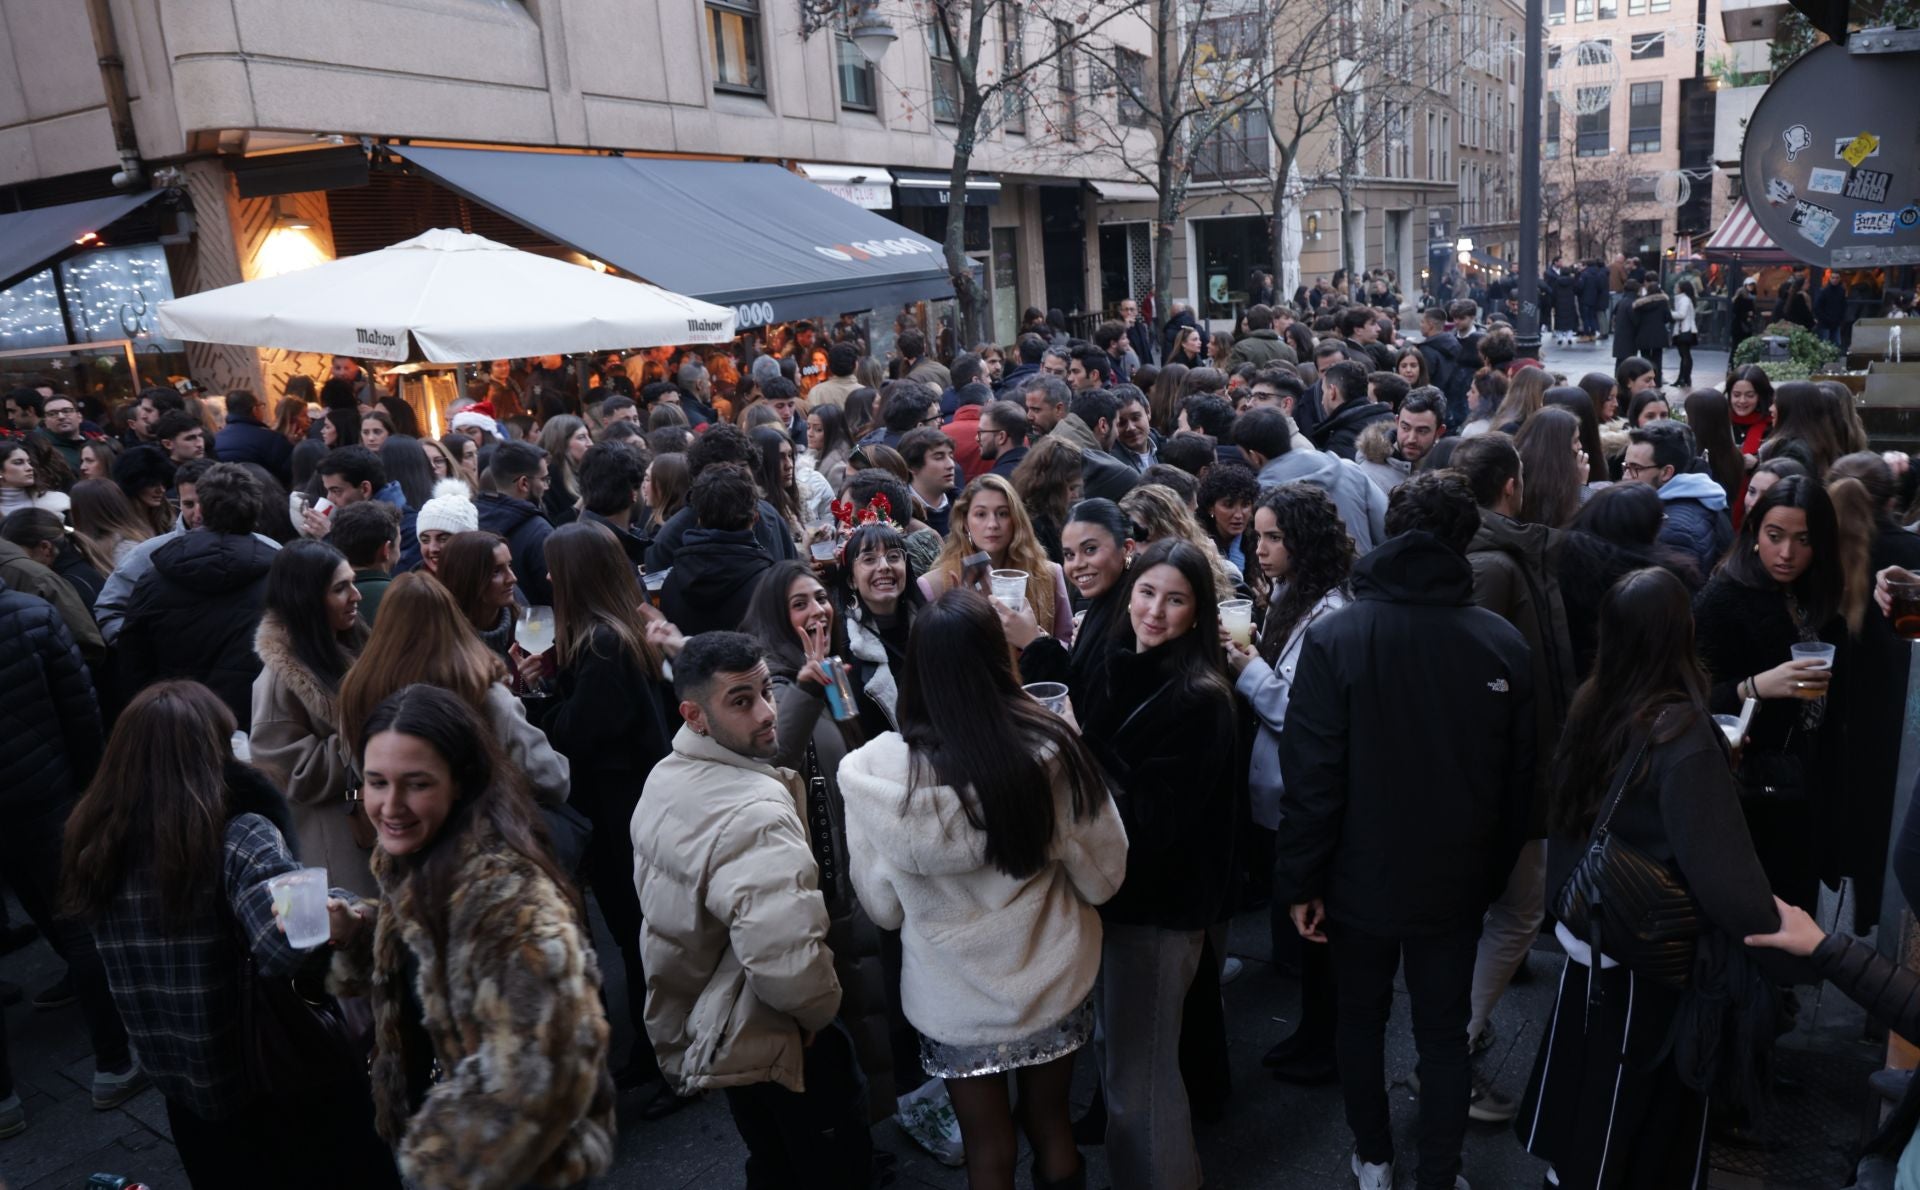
[961,550,992,593]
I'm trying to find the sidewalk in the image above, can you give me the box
[1535,336,1733,393]
[0,892,1881,1189]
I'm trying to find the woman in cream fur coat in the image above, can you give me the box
[838,588,1128,1190]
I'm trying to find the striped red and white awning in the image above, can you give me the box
[1702,199,1795,263]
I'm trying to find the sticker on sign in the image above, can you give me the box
[1901,206,1920,229]
[1765,177,1796,205]
[1791,200,1840,247]
[1834,136,1880,160]
[1840,133,1881,168]
[1854,210,1896,236]
[1806,168,1846,195]
[1845,169,1891,204]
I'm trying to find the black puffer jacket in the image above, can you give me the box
[659,526,774,636]
[120,532,277,729]
[1310,398,1394,462]
[1079,640,1238,930]
[476,492,555,606]
[0,581,103,813]
[1275,532,1536,936]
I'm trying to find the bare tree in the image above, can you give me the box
[1543,148,1645,262]
[897,0,1143,344]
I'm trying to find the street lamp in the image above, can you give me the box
[799,0,898,64]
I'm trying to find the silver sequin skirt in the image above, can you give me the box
[918,995,1095,1079]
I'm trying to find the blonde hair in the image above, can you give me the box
[1120,483,1238,595]
[932,474,1058,630]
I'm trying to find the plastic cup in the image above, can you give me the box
[1023,682,1070,715]
[1789,642,1835,670]
[1219,598,1254,647]
[268,868,330,949]
[642,568,671,608]
[990,569,1028,613]
[810,540,838,562]
[1712,713,1743,750]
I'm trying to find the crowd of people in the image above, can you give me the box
[3,279,1920,1190]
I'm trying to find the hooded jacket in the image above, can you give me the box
[1353,419,1411,493]
[1466,512,1577,834]
[1656,471,1734,575]
[1274,532,1536,936]
[121,531,277,728]
[1310,397,1396,462]
[0,536,104,660]
[659,525,774,636]
[1257,445,1389,555]
[1632,290,1673,355]
[1047,413,1140,503]
[0,581,101,815]
[632,725,842,1095]
[643,500,797,572]
[837,733,1128,1046]
[475,492,555,605]
[212,414,293,484]
[330,813,615,1190]
[1227,328,1298,368]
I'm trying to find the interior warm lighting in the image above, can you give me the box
[73,231,100,246]
[587,258,609,273]
[253,226,328,279]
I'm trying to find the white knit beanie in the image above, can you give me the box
[414,478,479,537]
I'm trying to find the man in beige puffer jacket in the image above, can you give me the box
[632,631,869,1185]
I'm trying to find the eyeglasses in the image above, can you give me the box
[1620,461,1659,478]
[921,413,942,426]
[44,405,77,417]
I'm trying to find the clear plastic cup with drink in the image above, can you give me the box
[990,569,1028,613]
[268,868,330,949]
[1218,598,1254,647]
[1788,641,1834,699]
[1023,682,1070,715]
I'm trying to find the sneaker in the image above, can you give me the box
[1351,1151,1394,1190]
[894,1080,966,1167]
[0,1093,23,1140]
[31,977,74,1011]
[1467,1066,1518,1124]
[91,1065,149,1110]
[1220,957,1245,985]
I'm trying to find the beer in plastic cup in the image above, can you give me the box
[268,868,330,949]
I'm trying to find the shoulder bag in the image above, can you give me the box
[231,908,372,1097]
[1553,729,1703,989]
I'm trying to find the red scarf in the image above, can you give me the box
[1730,408,1769,455]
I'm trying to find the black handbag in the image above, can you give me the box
[232,911,371,1097]
[1553,730,1703,989]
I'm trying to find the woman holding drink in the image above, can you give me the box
[1693,475,1843,911]
[62,681,400,1188]
[922,475,1074,645]
[1011,500,1137,705]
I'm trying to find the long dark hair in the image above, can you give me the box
[63,681,237,928]
[1117,537,1230,700]
[835,521,927,621]
[1544,386,1608,485]
[265,539,368,688]
[1681,387,1744,507]
[1514,406,1585,528]
[1569,482,1701,586]
[808,403,855,461]
[437,530,514,633]
[1550,568,1709,836]
[545,521,662,677]
[749,425,803,530]
[896,589,1110,879]
[1252,485,1353,665]
[741,559,851,679]
[1725,365,1775,420]
[356,685,582,953]
[380,436,436,509]
[1720,474,1842,628]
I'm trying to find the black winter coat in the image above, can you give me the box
[1079,641,1238,931]
[475,492,555,606]
[1551,270,1579,327]
[1632,291,1673,355]
[1311,398,1394,461]
[120,531,276,730]
[534,624,673,833]
[1610,291,1640,360]
[212,415,294,485]
[1274,532,1535,937]
[1577,265,1609,310]
[643,501,797,572]
[659,526,774,636]
[0,582,102,813]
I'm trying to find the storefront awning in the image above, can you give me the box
[1701,199,1797,265]
[796,162,895,210]
[0,190,167,292]
[1089,180,1159,203]
[892,169,1001,207]
[398,146,951,328]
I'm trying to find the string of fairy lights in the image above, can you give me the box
[0,244,181,355]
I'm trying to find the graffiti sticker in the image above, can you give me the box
[1791,199,1839,247]
[1806,168,1846,195]
[1765,177,1796,205]
[1840,132,1881,168]
[1844,169,1891,204]
[1783,124,1812,161]
[1899,205,1920,229]
[1834,136,1881,160]
[1854,210,1896,236]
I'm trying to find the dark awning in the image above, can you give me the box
[398,146,952,328]
[0,190,166,293]
[892,169,1002,207]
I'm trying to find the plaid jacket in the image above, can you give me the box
[92,810,334,1120]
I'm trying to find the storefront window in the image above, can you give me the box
[992,227,1020,346]
[0,268,67,352]
[59,244,181,351]
[1195,216,1272,323]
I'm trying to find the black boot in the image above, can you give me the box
[1070,1089,1106,1146]
[1032,1152,1087,1190]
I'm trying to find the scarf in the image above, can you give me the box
[1731,409,1769,456]
[844,605,901,730]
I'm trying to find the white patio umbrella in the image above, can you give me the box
[155,228,735,362]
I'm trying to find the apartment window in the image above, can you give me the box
[1546,94,1562,157]
[1630,31,1663,58]
[1548,43,1563,69]
[837,15,876,110]
[1003,8,1025,134]
[707,0,764,93]
[1628,175,1658,201]
[1651,0,1670,11]
[930,21,959,123]
[1628,0,1645,12]
[1597,0,1617,17]
[1548,0,1566,24]
[1427,110,1437,178]
[1441,114,1451,175]
[1574,0,1594,20]
[1575,93,1610,155]
[1628,81,1661,152]
[1117,49,1148,127]
[1056,21,1077,141]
